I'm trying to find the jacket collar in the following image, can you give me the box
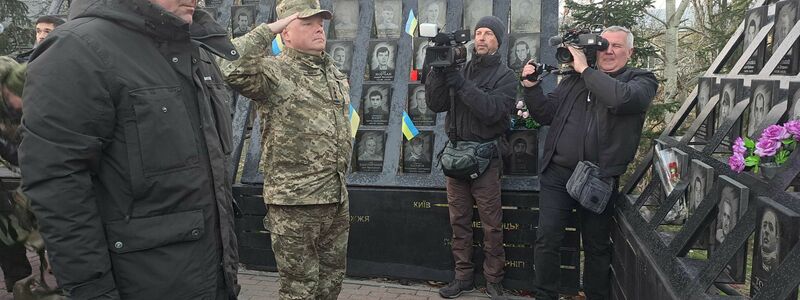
[284,47,328,69]
[605,66,628,77]
[472,52,502,67]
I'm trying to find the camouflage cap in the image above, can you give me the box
[0,57,25,97]
[276,0,332,20]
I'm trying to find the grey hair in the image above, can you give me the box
[602,26,634,48]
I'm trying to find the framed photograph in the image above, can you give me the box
[750,197,800,298]
[417,0,446,29]
[748,80,779,137]
[711,175,749,283]
[788,82,800,120]
[231,5,257,38]
[504,130,538,176]
[463,0,492,35]
[369,40,397,81]
[355,131,386,172]
[403,131,434,173]
[696,77,718,140]
[508,33,539,71]
[327,41,354,74]
[510,0,540,33]
[717,78,744,137]
[740,6,767,74]
[374,0,402,38]
[408,84,436,126]
[361,84,391,126]
[332,0,359,39]
[688,159,714,216]
[413,38,433,71]
[772,0,799,75]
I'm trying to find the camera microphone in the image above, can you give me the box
[548,36,563,46]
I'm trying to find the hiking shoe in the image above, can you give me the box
[438,279,475,298]
[486,282,505,299]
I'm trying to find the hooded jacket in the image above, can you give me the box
[18,0,240,298]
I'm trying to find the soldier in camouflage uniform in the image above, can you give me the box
[218,0,352,299]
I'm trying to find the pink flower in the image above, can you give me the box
[516,101,525,109]
[785,120,800,139]
[522,111,530,118]
[761,125,790,141]
[517,110,523,116]
[755,139,781,157]
[732,137,746,155]
[728,154,745,173]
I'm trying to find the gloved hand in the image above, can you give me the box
[444,69,465,89]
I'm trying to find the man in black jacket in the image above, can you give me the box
[426,16,516,299]
[19,0,241,298]
[521,26,658,300]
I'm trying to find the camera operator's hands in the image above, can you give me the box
[267,12,299,34]
[445,68,465,89]
[521,59,539,88]
[567,46,589,73]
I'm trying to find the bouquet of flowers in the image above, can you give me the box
[728,121,800,173]
[512,100,540,129]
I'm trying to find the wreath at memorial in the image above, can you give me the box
[728,121,800,176]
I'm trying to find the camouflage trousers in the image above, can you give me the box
[266,199,350,300]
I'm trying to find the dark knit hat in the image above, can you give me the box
[475,16,506,46]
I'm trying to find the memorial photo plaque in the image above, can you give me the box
[231,5,257,38]
[772,0,799,75]
[748,80,779,137]
[332,0,359,39]
[403,132,433,173]
[788,82,800,120]
[504,130,538,176]
[418,0,446,29]
[374,0,402,38]
[508,33,539,71]
[414,38,433,71]
[355,131,386,172]
[688,159,714,217]
[407,84,436,126]
[716,78,744,138]
[369,40,397,81]
[463,0,492,35]
[750,197,800,299]
[740,6,767,74]
[361,84,391,126]
[327,41,354,75]
[710,175,749,283]
[696,77,718,139]
[510,0,540,33]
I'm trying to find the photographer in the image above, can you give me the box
[521,26,657,300]
[425,16,516,299]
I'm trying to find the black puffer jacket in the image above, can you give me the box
[19,0,240,298]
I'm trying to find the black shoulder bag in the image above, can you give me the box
[438,86,497,180]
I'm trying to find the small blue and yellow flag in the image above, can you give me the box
[349,104,360,138]
[405,10,418,36]
[271,35,284,55]
[401,111,420,140]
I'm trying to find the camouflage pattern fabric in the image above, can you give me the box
[219,24,352,206]
[265,199,349,300]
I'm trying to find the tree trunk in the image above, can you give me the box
[663,0,691,102]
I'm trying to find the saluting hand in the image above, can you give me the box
[268,12,299,34]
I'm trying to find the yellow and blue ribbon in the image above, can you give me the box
[401,111,419,140]
[271,34,284,55]
[349,104,360,138]
[405,9,418,36]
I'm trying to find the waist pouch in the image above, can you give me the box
[440,140,497,180]
[566,161,614,214]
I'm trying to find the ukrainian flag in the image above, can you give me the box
[349,104,360,138]
[401,111,420,140]
[271,35,284,55]
[405,9,418,36]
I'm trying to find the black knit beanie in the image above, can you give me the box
[475,16,505,46]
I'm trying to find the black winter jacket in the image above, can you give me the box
[524,67,658,177]
[19,0,240,298]
[425,53,517,152]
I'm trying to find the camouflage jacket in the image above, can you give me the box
[219,24,352,206]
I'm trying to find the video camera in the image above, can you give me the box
[548,25,608,66]
[419,23,471,81]
[520,62,561,82]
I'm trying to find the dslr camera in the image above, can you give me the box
[419,23,471,69]
[549,25,608,66]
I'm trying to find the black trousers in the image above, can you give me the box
[534,164,615,300]
[0,242,32,291]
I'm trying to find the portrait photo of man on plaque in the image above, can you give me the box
[231,5,256,38]
[332,0,359,39]
[773,0,800,75]
[375,0,402,38]
[688,159,714,217]
[418,0,446,29]
[508,34,539,71]
[327,41,354,74]
[463,0,492,36]
[789,82,800,120]
[750,197,800,299]
[711,175,749,283]
[510,0,540,33]
[741,6,767,74]
[408,84,436,126]
[362,85,391,126]
[696,77,717,138]
[748,80,778,136]
[355,131,386,172]
[369,41,397,81]
[504,131,538,176]
[716,79,743,133]
[403,132,433,173]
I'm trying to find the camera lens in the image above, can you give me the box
[556,47,573,63]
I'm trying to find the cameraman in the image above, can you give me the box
[425,16,516,299]
[521,26,657,300]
